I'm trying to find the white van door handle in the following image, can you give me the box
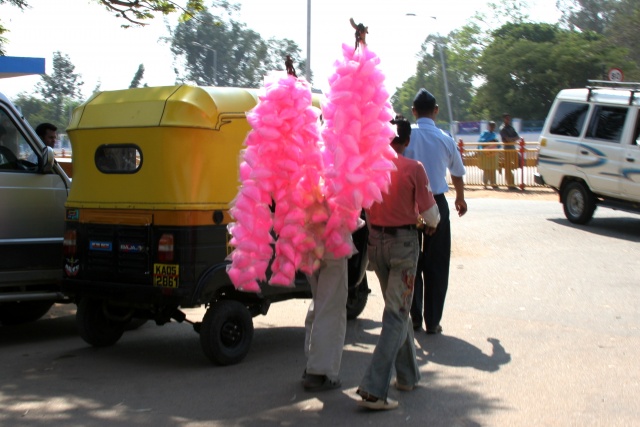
[626,157,635,162]
[580,150,589,155]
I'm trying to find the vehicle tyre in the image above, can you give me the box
[200,300,253,365]
[76,298,125,347]
[562,181,596,224]
[346,275,369,320]
[0,301,54,325]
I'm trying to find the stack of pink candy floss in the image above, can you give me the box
[227,42,396,292]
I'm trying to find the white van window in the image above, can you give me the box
[585,105,628,143]
[0,109,38,171]
[95,144,142,174]
[549,102,589,137]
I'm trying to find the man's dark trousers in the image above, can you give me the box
[411,194,450,331]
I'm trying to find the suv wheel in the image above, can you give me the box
[200,300,253,365]
[76,298,126,347]
[563,181,596,224]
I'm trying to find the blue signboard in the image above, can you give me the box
[0,56,45,78]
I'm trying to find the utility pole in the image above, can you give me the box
[192,41,217,86]
[306,0,311,82]
[431,17,455,139]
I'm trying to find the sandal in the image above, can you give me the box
[303,374,342,391]
[356,389,399,411]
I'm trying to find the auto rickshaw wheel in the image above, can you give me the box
[200,300,253,365]
[76,298,126,347]
[346,275,370,320]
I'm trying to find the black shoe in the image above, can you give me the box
[412,321,422,331]
[426,325,443,335]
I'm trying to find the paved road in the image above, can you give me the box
[1,198,639,426]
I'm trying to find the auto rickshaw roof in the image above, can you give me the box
[67,85,260,131]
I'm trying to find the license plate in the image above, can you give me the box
[153,263,179,288]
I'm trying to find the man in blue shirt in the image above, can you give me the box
[405,89,467,334]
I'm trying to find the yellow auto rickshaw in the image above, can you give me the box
[61,85,369,365]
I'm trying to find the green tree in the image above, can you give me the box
[170,9,305,88]
[96,0,209,27]
[559,0,640,76]
[129,64,145,88]
[556,0,618,33]
[35,51,84,129]
[473,23,637,120]
[12,92,50,126]
[392,0,535,124]
[391,32,475,126]
[608,0,640,69]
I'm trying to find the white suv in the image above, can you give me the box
[535,81,640,224]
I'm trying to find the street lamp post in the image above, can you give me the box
[406,14,455,138]
[434,36,455,138]
[306,0,311,82]
[430,16,455,138]
[192,41,217,85]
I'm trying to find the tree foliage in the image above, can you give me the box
[556,0,618,33]
[392,0,640,125]
[391,32,475,125]
[473,23,636,120]
[170,8,305,88]
[33,51,84,129]
[97,0,208,27]
[129,64,145,88]
[558,0,640,73]
[608,1,640,67]
[0,1,228,53]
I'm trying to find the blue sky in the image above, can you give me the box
[0,0,560,100]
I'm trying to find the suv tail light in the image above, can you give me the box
[158,233,174,262]
[63,229,77,256]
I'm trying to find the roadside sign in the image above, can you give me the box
[608,68,624,82]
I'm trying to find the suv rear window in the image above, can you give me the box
[585,105,628,143]
[549,101,589,137]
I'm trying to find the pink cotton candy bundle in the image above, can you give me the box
[227,72,327,291]
[321,43,398,257]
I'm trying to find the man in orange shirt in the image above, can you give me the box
[356,116,439,410]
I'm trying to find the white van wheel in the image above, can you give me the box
[563,181,596,224]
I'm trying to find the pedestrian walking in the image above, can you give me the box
[356,116,440,410]
[405,88,467,335]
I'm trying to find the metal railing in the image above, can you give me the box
[448,138,543,189]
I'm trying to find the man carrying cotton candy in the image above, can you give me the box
[356,116,439,411]
[227,18,397,392]
[303,19,398,392]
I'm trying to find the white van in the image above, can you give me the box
[0,92,71,324]
[535,80,640,224]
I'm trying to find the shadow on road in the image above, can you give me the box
[548,216,640,242]
[416,335,511,372]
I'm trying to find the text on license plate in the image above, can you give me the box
[153,263,179,288]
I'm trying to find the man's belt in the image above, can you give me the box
[371,224,417,233]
